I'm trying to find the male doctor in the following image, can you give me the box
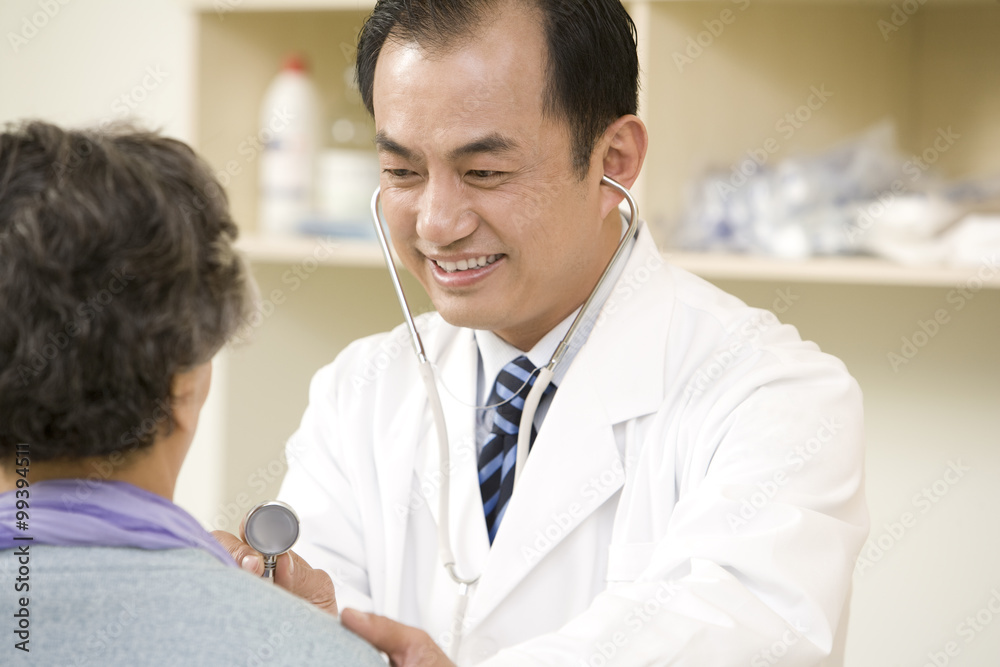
[217,1,868,664]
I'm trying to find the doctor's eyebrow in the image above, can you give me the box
[446,133,519,161]
[374,131,520,164]
[375,132,421,164]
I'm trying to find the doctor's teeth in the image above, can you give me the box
[436,255,499,273]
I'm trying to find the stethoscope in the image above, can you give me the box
[244,500,300,581]
[369,175,638,658]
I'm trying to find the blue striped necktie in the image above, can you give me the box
[478,355,555,544]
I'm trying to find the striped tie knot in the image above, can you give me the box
[477,355,555,544]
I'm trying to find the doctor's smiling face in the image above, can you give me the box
[372,3,645,351]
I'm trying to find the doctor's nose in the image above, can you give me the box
[415,176,478,248]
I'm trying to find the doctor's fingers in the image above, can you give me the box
[273,549,339,616]
[212,529,265,576]
[341,609,454,667]
[212,529,340,615]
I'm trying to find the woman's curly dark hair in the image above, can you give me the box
[0,121,252,462]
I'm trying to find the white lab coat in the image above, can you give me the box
[278,223,868,666]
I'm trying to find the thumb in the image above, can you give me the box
[211,529,264,576]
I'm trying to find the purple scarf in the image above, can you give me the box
[0,479,236,567]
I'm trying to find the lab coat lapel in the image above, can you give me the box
[467,369,620,625]
[467,224,673,625]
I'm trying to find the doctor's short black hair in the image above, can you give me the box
[0,121,252,463]
[356,0,640,179]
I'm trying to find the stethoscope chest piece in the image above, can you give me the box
[244,500,300,581]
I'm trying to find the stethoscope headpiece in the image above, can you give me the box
[244,500,300,580]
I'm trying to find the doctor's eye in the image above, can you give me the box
[467,170,504,182]
[384,168,415,179]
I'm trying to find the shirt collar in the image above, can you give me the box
[475,307,578,396]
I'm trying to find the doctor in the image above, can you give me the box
[217,1,868,664]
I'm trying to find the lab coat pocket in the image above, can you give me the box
[605,541,657,583]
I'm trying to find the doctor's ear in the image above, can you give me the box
[595,115,648,219]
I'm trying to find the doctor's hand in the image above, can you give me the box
[211,529,339,615]
[342,609,455,667]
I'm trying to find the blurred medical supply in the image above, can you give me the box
[302,148,381,240]
[258,54,320,236]
[677,121,1000,265]
[257,58,380,239]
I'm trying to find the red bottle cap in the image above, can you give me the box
[283,53,308,72]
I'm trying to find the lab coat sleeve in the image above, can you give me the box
[479,339,868,666]
[277,355,376,614]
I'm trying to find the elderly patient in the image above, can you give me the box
[0,121,383,665]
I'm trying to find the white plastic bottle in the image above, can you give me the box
[258,54,319,235]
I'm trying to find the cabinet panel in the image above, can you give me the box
[914,7,1000,179]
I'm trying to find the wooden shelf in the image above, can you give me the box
[236,234,389,268]
[667,251,1000,288]
[236,234,1000,288]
